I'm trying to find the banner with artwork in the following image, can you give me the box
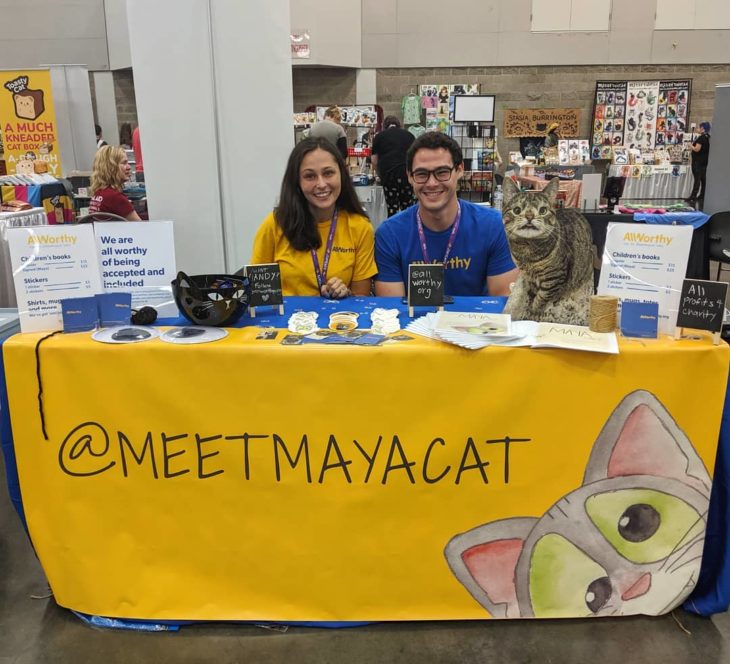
[503,109,581,138]
[0,69,62,176]
[4,330,728,620]
[592,80,691,150]
[655,81,691,148]
[419,84,480,131]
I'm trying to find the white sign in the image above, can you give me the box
[8,225,102,333]
[290,28,310,59]
[94,221,177,317]
[597,222,692,335]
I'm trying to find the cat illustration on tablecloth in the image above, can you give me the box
[444,390,711,618]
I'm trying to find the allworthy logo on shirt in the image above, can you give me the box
[411,256,472,270]
[332,246,356,253]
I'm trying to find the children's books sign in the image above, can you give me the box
[597,223,692,335]
[7,224,102,332]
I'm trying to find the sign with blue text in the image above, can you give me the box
[93,221,177,316]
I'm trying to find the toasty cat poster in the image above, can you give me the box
[3,330,729,621]
[0,70,61,176]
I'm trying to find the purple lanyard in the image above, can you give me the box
[311,208,339,289]
[416,202,461,265]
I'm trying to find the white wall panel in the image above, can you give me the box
[656,0,693,30]
[211,1,294,272]
[105,0,132,70]
[127,0,293,275]
[570,0,611,31]
[127,0,225,274]
[532,0,571,32]
[49,66,97,174]
[695,0,730,29]
[0,0,108,69]
[290,0,361,67]
[92,71,119,145]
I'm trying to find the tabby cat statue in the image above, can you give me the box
[502,177,594,325]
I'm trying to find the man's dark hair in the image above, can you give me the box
[406,132,463,172]
[382,115,401,129]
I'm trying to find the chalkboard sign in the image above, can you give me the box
[676,279,728,334]
[245,263,283,311]
[407,263,445,309]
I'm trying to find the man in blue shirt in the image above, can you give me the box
[374,132,518,296]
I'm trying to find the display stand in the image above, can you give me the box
[450,123,496,205]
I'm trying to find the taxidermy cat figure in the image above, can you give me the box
[502,177,594,325]
[444,390,711,618]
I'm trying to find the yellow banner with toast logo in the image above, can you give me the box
[0,70,61,176]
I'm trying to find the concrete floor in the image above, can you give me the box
[2,453,730,664]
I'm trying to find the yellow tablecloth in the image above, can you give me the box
[3,329,728,621]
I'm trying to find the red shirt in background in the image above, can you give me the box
[89,188,134,218]
[132,127,144,172]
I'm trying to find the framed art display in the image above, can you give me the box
[591,80,691,150]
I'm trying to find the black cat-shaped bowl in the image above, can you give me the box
[172,271,250,327]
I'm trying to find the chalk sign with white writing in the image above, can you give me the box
[408,263,445,308]
[676,279,728,333]
[245,263,283,308]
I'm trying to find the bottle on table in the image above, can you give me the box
[492,184,503,211]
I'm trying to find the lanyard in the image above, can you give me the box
[311,208,339,290]
[416,202,461,265]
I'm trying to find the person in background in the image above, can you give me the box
[132,126,144,173]
[88,146,141,220]
[95,124,107,149]
[543,122,560,149]
[251,137,376,298]
[375,132,518,297]
[308,106,348,159]
[686,121,711,204]
[371,115,416,217]
[119,123,133,149]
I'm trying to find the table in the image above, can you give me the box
[2,297,729,623]
[584,213,710,282]
[0,208,47,308]
[0,182,74,224]
[517,175,583,208]
[608,167,693,201]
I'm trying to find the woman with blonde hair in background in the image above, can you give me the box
[88,145,141,220]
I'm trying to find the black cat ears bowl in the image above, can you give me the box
[171,271,251,326]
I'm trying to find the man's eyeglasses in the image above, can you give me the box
[410,166,456,184]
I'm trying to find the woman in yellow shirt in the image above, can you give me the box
[251,137,377,298]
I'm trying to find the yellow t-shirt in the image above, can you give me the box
[251,210,377,296]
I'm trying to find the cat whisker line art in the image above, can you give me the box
[444,390,712,618]
[660,517,707,574]
[669,555,703,576]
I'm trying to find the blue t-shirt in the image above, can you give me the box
[374,201,515,295]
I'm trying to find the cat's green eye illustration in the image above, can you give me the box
[586,489,703,564]
[513,206,521,214]
[539,206,548,214]
[529,533,612,617]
